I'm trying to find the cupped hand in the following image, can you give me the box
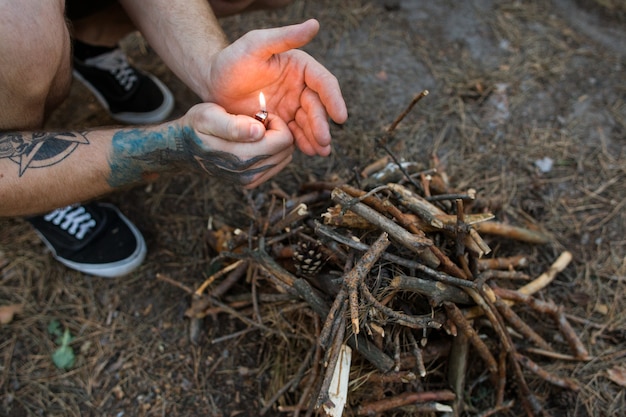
[203,19,348,157]
[183,103,295,188]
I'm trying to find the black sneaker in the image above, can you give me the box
[73,47,174,124]
[28,203,147,278]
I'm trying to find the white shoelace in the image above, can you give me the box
[84,49,138,92]
[44,206,97,240]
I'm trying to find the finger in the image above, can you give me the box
[226,115,293,162]
[244,149,294,189]
[299,53,348,124]
[300,87,332,148]
[289,119,316,156]
[294,108,317,154]
[242,145,294,188]
[214,141,293,188]
[261,115,293,149]
[294,105,331,157]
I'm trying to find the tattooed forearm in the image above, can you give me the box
[107,126,275,188]
[107,126,188,187]
[0,131,88,176]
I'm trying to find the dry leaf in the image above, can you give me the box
[0,304,24,324]
[593,303,609,315]
[375,70,388,81]
[607,366,626,387]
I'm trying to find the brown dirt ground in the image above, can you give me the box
[1,0,624,416]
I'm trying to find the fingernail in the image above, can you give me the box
[250,123,263,139]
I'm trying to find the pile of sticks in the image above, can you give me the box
[161,93,589,416]
[173,170,586,416]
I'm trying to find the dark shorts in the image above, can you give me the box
[65,0,118,20]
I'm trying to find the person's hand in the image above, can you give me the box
[203,19,348,157]
[181,103,295,188]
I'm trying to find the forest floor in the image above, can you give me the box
[1,0,624,416]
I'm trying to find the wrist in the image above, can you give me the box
[194,59,220,103]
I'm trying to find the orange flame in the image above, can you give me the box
[259,92,266,111]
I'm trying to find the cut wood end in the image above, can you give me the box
[322,344,353,417]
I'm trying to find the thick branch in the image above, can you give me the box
[331,188,434,259]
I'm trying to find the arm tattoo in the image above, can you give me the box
[0,131,88,176]
[107,126,276,188]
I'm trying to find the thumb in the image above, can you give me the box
[190,103,265,142]
[250,19,320,58]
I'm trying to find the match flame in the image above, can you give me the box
[259,92,266,112]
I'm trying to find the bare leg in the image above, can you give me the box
[0,0,72,130]
[69,2,136,47]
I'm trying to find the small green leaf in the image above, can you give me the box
[52,345,75,370]
[47,320,62,337]
[55,328,74,347]
[50,328,76,370]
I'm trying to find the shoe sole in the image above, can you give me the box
[73,69,175,124]
[34,203,147,278]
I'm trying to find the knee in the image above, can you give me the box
[0,0,71,129]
